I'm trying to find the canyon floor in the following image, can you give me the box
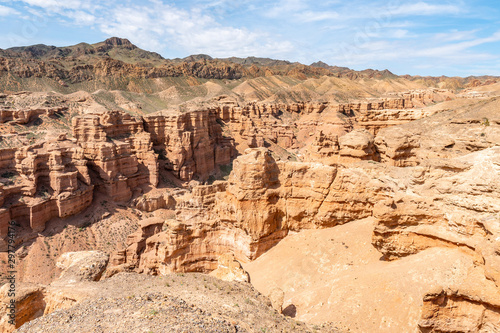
[1,38,500,332]
[245,218,486,332]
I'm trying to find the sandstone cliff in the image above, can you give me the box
[108,148,394,275]
[72,110,158,201]
[143,109,235,181]
[0,138,93,250]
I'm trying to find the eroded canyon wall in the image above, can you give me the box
[0,107,236,247]
[109,147,396,274]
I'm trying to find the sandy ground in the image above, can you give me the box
[244,218,478,332]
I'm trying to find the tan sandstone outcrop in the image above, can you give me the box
[372,147,500,268]
[0,107,67,125]
[0,283,46,333]
[214,94,439,156]
[133,191,176,212]
[338,129,378,163]
[109,148,393,274]
[72,110,158,201]
[143,109,235,181]
[419,288,500,333]
[0,251,113,333]
[268,287,285,314]
[374,98,500,166]
[209,253,250,283]
[0,139,93,247]
[54,251,109,285]
[368,147,500,331]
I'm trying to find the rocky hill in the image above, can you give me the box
[0,37,494,95]
[0,39,499,332]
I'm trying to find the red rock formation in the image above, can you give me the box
[0,283,46,333]
[0,107,67,124]
[143,109,235,181]
[73,111,158,201]
[372,147,500,293]
[308,130,340,162]
[133,192,176,212]
[110,148,391,274]
[213,102,321,151]
[209,253,250,283]
[375,126,420,166]
[419,289,500,332]
[338,129,378,163]
[0,139,94,247]
[0,106,236,249]
[210,92,446,163]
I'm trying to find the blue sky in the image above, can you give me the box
[0,0,499,76]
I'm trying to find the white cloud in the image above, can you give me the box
[178,27,294,57]
[3,0,500,76]
[391,29,410,38]
[324,29,500,72]
[384,21,414,29]
[298,10,339,22]
[417,31,500,57]
[361,28,412,39]
[99,1,295,58]
[389,2,463,16]
[263,0,307,18]
[65,10,95,25]
[263,0,339,22]
[433,29,479,42]
[0,4,19,16]
[16,0,84,10]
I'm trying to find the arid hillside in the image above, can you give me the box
[0,38,499,332]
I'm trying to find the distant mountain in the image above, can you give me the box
[0,37,493,94]
[311,61,349,72]
[0,37,165,64]
[182,54,213,62]
[219,56,292,67]
[311,61,396,78]
[0,37,397,79]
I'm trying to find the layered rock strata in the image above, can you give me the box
[0,139,93,249]
[213,92,443,153]
[209,253,250,283]
[72,111,158,201]
[372,147,500,281]
[0,283,45,333]
[110,148,393,274]
[143,110,235,181]
[0,107,67,124]
[374,99,500,166]
[0,251,109,333]
[110,140,500,331]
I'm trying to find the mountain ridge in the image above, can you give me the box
[0,37,401,77]
[0,37,497,97]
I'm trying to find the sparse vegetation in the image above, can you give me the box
[220,163,233,179]
[1,171,16,179]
